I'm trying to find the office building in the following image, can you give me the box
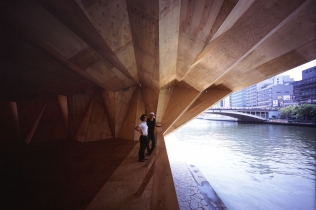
[229,75,294,108]
[230,89,247,107]
[293,66,316,104]
[257,84,293,108]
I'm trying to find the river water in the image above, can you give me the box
[165,119,316,210]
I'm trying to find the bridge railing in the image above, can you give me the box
[208,107,279,111]
[204,110,267,120]
[204,108,280,120]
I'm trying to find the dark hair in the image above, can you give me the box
[140,114,147,121]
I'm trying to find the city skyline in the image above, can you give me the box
[279,59,316,81]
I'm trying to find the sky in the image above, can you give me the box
[278,59,316,81]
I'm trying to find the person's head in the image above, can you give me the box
[140,114,147,121]
[149,112,155,119]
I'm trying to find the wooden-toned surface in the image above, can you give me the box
[83,0,140,84]
[214,0,316,92]
[37,0,137,86]
[24,100,47,144]
[127,0,160,89]
[161,82,200,133]
[115,87,137,139]
[142,86,159,115]
[151,127,179,210]
[68,93,95,139]
[86,126,178,210]
[210,0,253,42]
[118,87,145,140]
[164,87,231,136]
[156,88,174,123]
[101,90,115,136]
[182,0,307,92]
[176,0,224,80]
[2,91,119,145]
[86,143,153,210]
[17,100,47,142]
[159,0,180,89]
[57,94,69,136]
[1,0,315,132]
[35,97,68,142]
[0,138,137,210]
[0,0,316,209]
[72,93,111,142]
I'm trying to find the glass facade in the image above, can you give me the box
[230,89,246,107]
[229,76,294,108]
[293,75,316,104]
[223,67,316,108]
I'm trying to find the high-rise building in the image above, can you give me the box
[257,84,293,108]
[230,89,247,107]
[293,66,316,104]
[213,95,231,108]
[302,66,316,79]
[245,84,257,107]
[229,75,294,108]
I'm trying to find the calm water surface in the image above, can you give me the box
[165,119,316,210]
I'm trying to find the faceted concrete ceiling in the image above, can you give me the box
[0,0,315,139]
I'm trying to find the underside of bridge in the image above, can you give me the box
[0,0,315,209]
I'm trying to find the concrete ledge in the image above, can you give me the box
[170,161,227,210]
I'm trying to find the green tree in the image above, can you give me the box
[279,106,295,119]
[297,104,316,120]
[295,104,316,120]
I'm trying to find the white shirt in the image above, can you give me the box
[138,121,148,136]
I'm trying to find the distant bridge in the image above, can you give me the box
[202,108,280,122]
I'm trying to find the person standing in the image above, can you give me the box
[146,112,156,155]
[135,114,148,162]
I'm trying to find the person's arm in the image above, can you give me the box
[135,125,143,134]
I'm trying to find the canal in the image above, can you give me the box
[165,119,316,210]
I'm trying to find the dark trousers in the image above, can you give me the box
[139,135,147,160]
[146,133,156,154]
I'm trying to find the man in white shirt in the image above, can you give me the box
[135,114,148,162]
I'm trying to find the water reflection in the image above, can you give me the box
[165,119,316,210]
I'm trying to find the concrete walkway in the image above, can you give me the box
[170,161,227,210]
